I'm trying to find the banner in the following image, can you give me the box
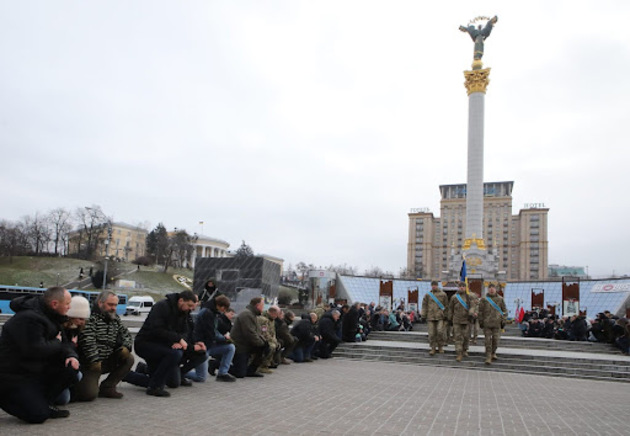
[591,283,630,293]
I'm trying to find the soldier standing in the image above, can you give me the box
[448,282,474,362]
[469,289,480,345]
[421,280,449,355]
[478,284,507,365]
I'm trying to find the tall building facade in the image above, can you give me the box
[407,181,548,281]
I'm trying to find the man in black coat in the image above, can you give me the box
[289,313,320,362]
[342,302,361,342]
[134,291,207,397]
[0,287,79,423]
[318,310,341,358]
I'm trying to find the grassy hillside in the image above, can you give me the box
[0,257,193,301]
[0,256,95,288]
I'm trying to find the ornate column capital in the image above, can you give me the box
[464,68,491,95]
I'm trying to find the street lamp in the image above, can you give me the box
[102,225,112,289]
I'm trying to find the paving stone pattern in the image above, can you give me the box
[1,359,629,435]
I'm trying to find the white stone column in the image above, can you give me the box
[463,68,491,242]
[466,91,484,240]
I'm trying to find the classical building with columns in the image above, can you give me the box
[190,235,230,268]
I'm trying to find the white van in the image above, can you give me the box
[125,296,155,316]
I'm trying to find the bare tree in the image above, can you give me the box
[74,205,108,259]
[364,266,394,278]
[0,220,30,262]
[327,263,358,276]
[398,267,415,279]
[48,208,72,255]
[160,228,196,273]
[21,213,51,255]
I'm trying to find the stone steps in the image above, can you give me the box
[334,341,630,383]
[368,330,620,355]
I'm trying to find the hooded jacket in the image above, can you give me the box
[0,295,78,376]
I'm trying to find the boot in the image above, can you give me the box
[438,346,444,354]
[485,354,492,365]
[258,367,274,374]
[462,350,469,357]
[98,387,124,399]
[455,353,462,362]
[491,353,498,361]
[429,349,436,356]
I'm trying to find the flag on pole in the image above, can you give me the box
[459,259,467,282]
[516,306,525,323]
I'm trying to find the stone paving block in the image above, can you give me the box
[1,359,629,435]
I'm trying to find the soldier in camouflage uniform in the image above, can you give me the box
[421,280,449,355]
[257,306,279,374]
[478,284,507,365]
[469,290,480,345]
[448,282,475,362]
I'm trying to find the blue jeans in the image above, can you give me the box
[186,343,236,382]
[289,340,315,363]
[55,371,83,405]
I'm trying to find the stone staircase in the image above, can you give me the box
[335,329,630,383]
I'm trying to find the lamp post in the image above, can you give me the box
[102,225,112,289]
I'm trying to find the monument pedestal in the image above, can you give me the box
[450,237,499,281]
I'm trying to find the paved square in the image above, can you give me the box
[1,359,628,435]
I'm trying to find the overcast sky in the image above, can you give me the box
[1,1,629,277]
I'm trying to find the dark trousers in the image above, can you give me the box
[73,347,134,401]
[135,341,206,389]
[318,338,339,358]
[0,365,78,424]
[289,339,315,362]
[230,348,264,378]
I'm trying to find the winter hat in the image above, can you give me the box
[67,296,91,319]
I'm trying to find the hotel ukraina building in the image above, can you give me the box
[407,181,549,282]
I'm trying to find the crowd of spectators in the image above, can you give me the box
[518,308,630,354]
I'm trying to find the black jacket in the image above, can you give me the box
[0,295,78,376]
[342,306,360,342]
[291,318,317,344]
[135,293,194,346]
[318,312,340,344]
[193,305,228,348]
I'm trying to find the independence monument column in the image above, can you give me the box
[454,16,499,279]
